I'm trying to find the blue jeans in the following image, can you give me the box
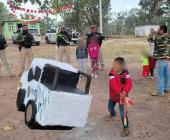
[156,60,170,95]
[108,99,129,128]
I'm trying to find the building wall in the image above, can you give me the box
[135,25,159,36]
[3,21,18,39]
[28,23,41,33]
[3,21,41,39]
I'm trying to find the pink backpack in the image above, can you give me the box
[88,42,99,59]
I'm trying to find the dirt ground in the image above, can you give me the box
[0,38,170,140]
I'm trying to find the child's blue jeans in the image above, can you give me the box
[156,60,170,95]
[108,99,129,128]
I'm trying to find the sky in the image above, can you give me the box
[111,0,140,12]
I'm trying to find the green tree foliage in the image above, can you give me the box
[111,7,168,35]
[139,0,170,32]
[139,0,170,16]
[8,0,111,33]
[0,2,9,21]
[0,2,16,32]
[60,0,111,33]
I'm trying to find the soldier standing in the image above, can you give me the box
[16,24,34,76]
[56,26,71,64]
[0,34,14,77]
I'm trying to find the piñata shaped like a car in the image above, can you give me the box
[16,58,92,129]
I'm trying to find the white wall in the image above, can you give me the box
[135,25,159,36]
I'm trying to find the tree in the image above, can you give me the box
[0,2,9,22]
[7,0,111,33]
[139,0,170,32]
[139,0,170,16]
[0,2,15,32]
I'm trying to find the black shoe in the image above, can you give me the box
[164,90,169,93]
[121,128,130,137]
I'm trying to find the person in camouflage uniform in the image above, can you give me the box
[152,26,170,96]
[16,24,34,76]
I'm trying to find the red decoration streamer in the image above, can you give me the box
[7,2,74,15]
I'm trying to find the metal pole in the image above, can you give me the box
[99,0,103,33]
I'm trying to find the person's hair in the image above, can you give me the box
[114,57,125,65]
[160,25,167,33]
[61,25,66,29]
[91,25,96,29]
[89,36,97,42]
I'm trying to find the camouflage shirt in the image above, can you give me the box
[153,33,170,59]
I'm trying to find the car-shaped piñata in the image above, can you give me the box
[16,58,92,129]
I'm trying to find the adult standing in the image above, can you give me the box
[16,24,34,75]
[0,34,14,77]
[56,26,71,64]
[152,26,170,96]
[87,25,105,70]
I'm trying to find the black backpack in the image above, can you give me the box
[0,35,6,49]
[22,33,34,47]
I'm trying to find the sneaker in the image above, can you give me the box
[9,74,15,78]
[104,115,113,121]
[164,90,169,93]
[104,115,117,121]
[94,75,98,78]
[121,128,130,137]
[151,92,164,97]
[18,72,22,77]
[148,76,154,79]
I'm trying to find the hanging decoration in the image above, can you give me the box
[6,0,75,23]
[10,12,42,24]
[7,2,74,16]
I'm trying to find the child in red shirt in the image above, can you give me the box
[108,57,132,137]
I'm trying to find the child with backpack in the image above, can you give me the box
[108,57,132,137]
[87,36,100,78]
[76,34,88,73]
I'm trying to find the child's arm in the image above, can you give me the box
[122,74,132,96]
[109,73,122,95]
